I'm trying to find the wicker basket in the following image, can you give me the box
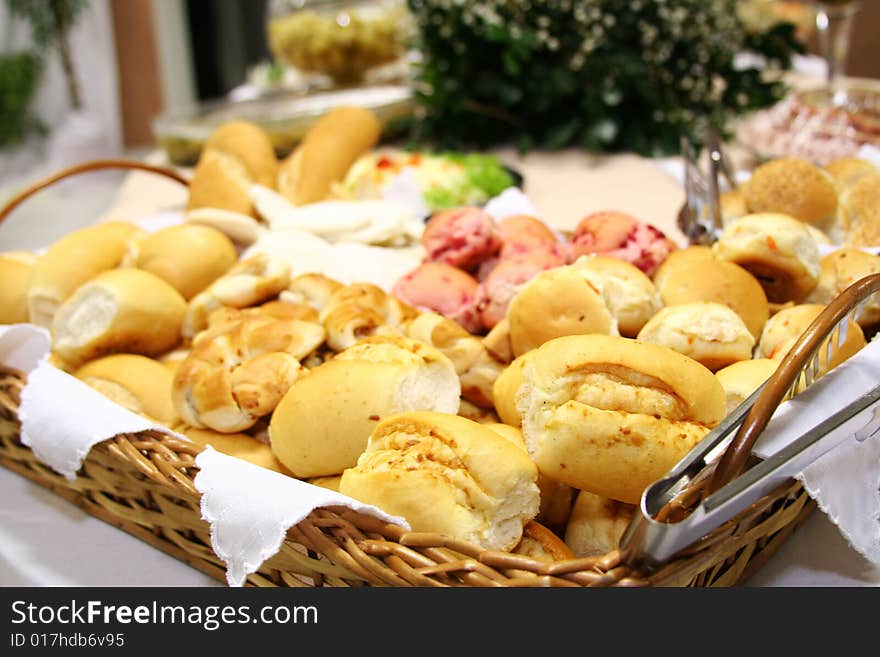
[0,161,825,587]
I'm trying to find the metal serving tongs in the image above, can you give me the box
[619,273,880,572]
[678,125,739,246]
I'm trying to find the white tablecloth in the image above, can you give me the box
[1,148,878,588]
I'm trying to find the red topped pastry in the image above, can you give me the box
[421,207,502,272]
[392,262,482,334]
[570,211,676,277]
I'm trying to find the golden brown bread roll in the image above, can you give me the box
[281,272,345,310]
[823,157,878,194]
[507,262,618,357]
[517,334,725,504]
[0,251,37,324]
[742,157,838,229]
[277,106,381,206]
[564,490,635,558]
[482,317,513,364]
[186,148,256,218]
[50,268,187,367]
[804,248,880,331]
[651,244,715,291]
[714,358,780,416]
[27,221,144,328]
[202,120,279,189]
[125,224,238,301]
[173,314,323,433]
[74,353,179,425]
[339,411,540,552]
[636,301,756,372]
[656,257,769,341]
[838,174,880,248]
[492,351,533,428]
[712,212,820,304]
[269,335,461,478]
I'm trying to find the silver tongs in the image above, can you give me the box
[619,274,880,571]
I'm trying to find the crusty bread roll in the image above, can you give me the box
[804,248,880,331]
[182,254,292,339]
[339,411,540,552]
[517,334,725,504]
[280,272,345,311]
[507,263,618,357]
[126,224,238,301]
[564,490,635,558]
[277,106,381,206]
[0,251,37,324]
[656,258,769,341]
[270,335,460,478]
[186,148,256,218]
[572,255,662,337]
[173,314,323,432]
[492,350,533,428]
[714,358,779,416]
[74,353,178,426]
[757,303,866,375]
[319,282,414,352]
[177,425,293,476]
[712,212,820,304]
[27,221,144,327]
[838,174,880,248]
[636,301,756,372]
[742,157,838,229]
[651,244,715,290]
[202,120,279,189]
[50,268,187,367]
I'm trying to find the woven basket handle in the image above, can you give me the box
[0,159,190,227]
[707,272,880,495]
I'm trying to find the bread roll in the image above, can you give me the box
[0,251,37,324]
[308,475,342,491]
[127,224,238,300]
[742,157,838,229]
[178,425,293,475]
[651,244,715,290]
[805,248,880,330]
[564,490,635,558]
[270,336,460,477]
[320,282,414,352]
[712,212,820,303]
[518,334,725,504]
[339,411,540,552]
[277,106,381,205]
[757,303,865,376]
[823,157,878,193]
[572,255,662,337]
[507,263,619,357]
[27,221,144,327]
[186,148,256,217]
[282,272,344,311]
[482,317,513,364]
[656,258,769,341]
[202,120,279,189]
[838,174,880,248]
[492,351,534,428]
[74,353,178,425]
[636,301,755,372]
[173,314,323,432]
[50,268,187,367]
[714,358,779,416]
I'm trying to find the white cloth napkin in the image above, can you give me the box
[194,447,408,587]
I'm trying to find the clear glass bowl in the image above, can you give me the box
[266,0,414,87]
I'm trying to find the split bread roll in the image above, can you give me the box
[74,353,178,426]
[27,221,144,327]
[277,106,382,206]
[50,268,187,367]
[636,301,755,372]
[507,262,619,357]
[655,257,769,340]
[714,358,779,416]
[270,335,461,478]
[339,411,541,552]
[712,212,820,304]
[804,248,880,330]
[492,350,533,428]
[0,251,38,324]
[125,224,238,300]
[564,490,635,558]
[517,334,725,504]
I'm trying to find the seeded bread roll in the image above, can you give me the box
[742,157,838,229]
[126,224,238,300]
[0,251,37,324]
[50,268,187,368]
[27,221,144,328]
[714,358,779,416]
[507,263,619,357]
[270,336,460,478]
[636,301,756,372]
[712,212,820,304]
[517,334,725,504]
[339,411,540,552]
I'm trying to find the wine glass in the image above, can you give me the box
[808,0,862,106]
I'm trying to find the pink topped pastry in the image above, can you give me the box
[570,211,676,277]
[475,249,566,329]
[421,207,502,272]
[392,262,482,334]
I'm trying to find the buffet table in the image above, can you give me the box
[1,140,879,587]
